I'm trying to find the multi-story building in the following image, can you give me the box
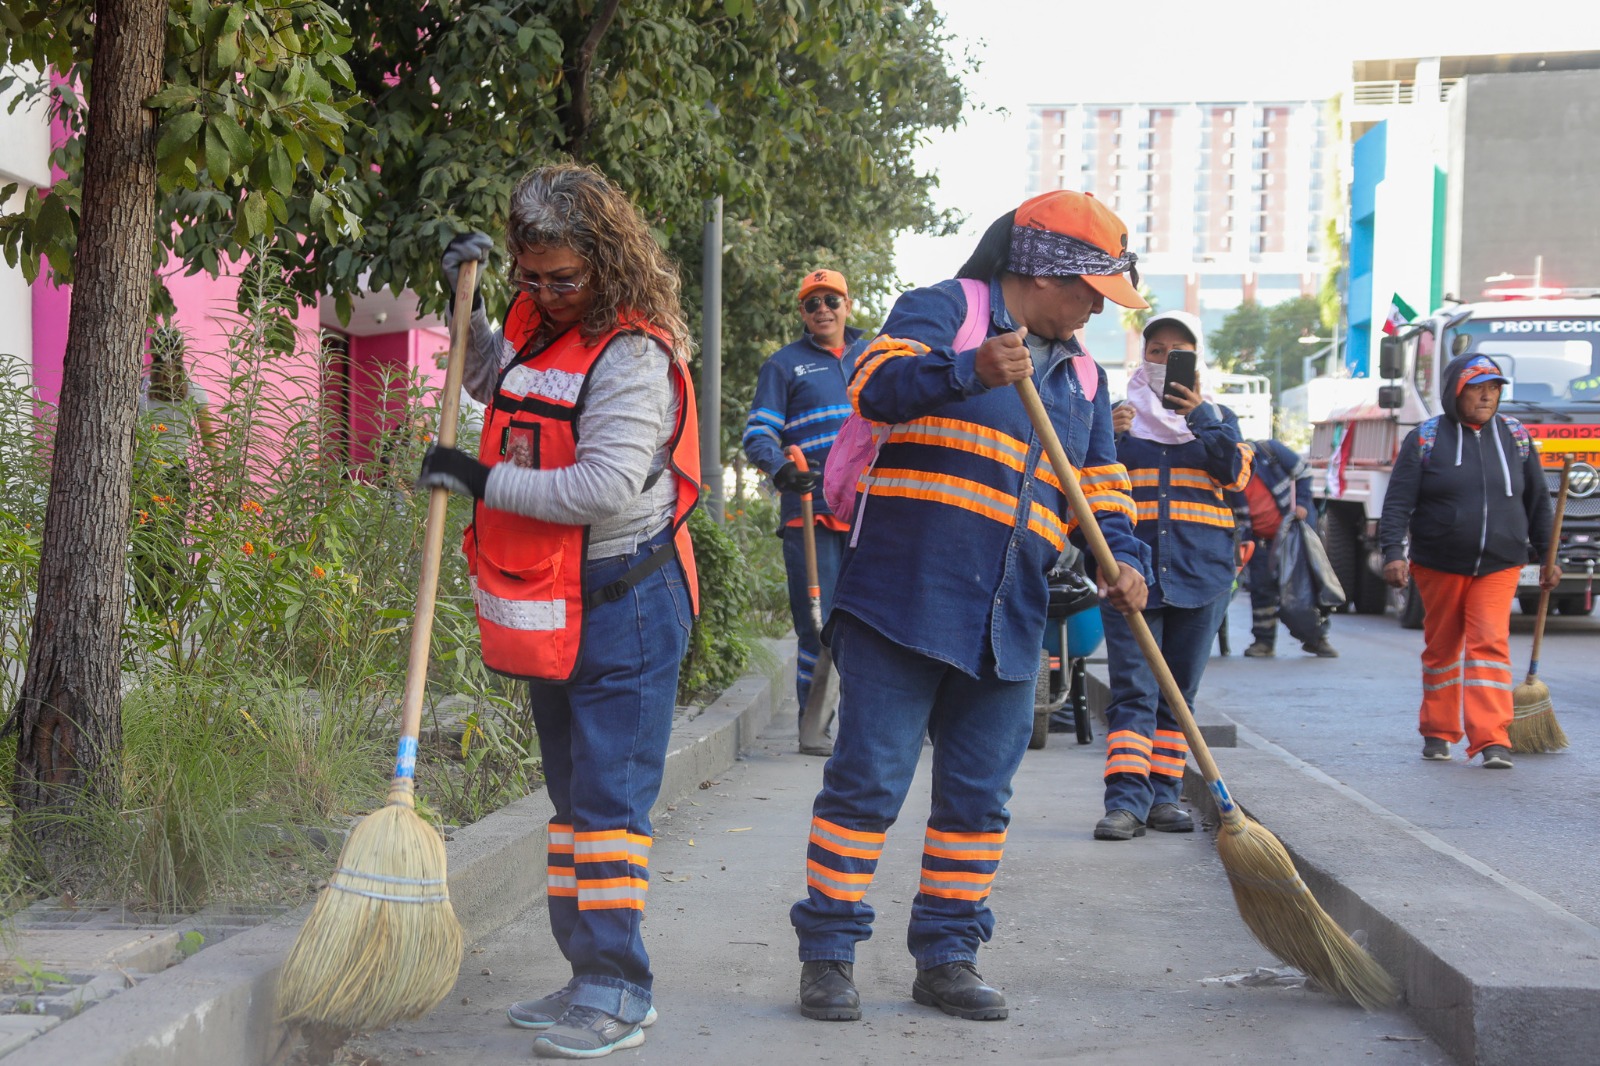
[1344,51,1600,378]
[1026,98,1334,368]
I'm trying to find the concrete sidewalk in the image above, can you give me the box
[339,699,1449,1066]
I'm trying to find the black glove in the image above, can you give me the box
[442,231,493,309]
[773,461,819,494]
[417,445,489,500]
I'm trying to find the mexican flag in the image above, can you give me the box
[1382,293,1418,335]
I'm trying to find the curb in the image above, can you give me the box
[24,641,791,1066]
[1181,732,1600,1066]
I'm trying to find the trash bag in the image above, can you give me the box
[1273,517,1343,644]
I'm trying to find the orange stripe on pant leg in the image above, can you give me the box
[806,858,874,902]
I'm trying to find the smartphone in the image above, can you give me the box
[1161,349,1198,410]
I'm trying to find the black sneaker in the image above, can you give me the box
[532,1004,645,1059]
[912,961,1008,1020]
[1242,641,1274,658]
[799,960,860,1021]
[1421,737,1451,761]
[1147,803,1195,833]
[1093,809,1146,840]
[1481,745,1514,769]
[1303,639,1339,658]
[509,988,656,1031]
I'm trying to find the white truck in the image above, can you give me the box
[1308,295,1600,626]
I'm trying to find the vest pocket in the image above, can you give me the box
[501,419,542,469]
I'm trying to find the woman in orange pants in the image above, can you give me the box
[1378,353,1558,769]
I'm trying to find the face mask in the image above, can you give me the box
[1144,361,1167,397]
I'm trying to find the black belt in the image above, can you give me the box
[585,540,677,608]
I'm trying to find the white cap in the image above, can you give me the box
[1142,310,1208,364]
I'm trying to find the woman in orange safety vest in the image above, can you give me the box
[419,163,699,1060]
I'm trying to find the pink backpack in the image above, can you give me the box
[822,279,1098,531]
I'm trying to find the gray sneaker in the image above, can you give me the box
[1481,745,1514,770]
[1242,641,1274,658]
[532,1004,646,1059]
[510,988,656,1031]
[1421,737,1451,761]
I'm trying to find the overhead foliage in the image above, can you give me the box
[1208,295,1325,391]
[0,0,363,302]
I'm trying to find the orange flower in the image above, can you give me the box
[154,423,167,433]
[241,500,264,515]
[267,550,278,560]
[312,565,327,579]
[137,510,150,524]
[241,541,256,556]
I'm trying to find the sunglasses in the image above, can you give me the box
[511,272,588,298]
[803,294,844,313]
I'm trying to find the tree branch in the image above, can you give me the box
[564,0,624,161]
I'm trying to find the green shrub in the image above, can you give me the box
[678,507,754,702]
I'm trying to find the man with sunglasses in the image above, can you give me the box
[743,270,867,752]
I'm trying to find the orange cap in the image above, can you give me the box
[797,269,849,302]
[1012,191,1148,309]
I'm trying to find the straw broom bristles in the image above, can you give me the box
[1510,675,1569,753]
[277,784,464,1030]
[1510,455,1573,755]
[1014,374,1396,1010]
[1216,807,1397,1010]
[277,261,477,1034]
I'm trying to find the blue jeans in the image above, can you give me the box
[525,528,693,1024]
[1099,593,1229,819]
[782,524,847,711]
[790,611,1035,969]
[1246,536,1328,648]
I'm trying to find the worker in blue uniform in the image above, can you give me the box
[789,191,1152,1024]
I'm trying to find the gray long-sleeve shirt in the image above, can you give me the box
[462,305,679,560]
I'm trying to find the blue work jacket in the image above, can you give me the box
[1117,403,1251,609]
[742,327,865,526]
[831,277,1150,682]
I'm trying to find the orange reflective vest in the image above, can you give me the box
[463,294,700,682]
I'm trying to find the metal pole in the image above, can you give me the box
[699,195,725,522]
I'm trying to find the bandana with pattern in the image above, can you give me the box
[1008,226,1139,284]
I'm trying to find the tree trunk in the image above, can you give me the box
[9,0,166,875]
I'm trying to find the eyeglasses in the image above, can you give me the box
[803,294,844,313]
[511,272,588,298]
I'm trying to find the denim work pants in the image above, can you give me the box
[1099,593,1229,819]
[525,528,693,1025]
[782,523,848,712]
[790,611,1034,970]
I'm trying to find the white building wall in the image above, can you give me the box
[1368,108,1447,343]
[0,65,53,406]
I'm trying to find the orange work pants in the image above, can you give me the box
[1411,564,1519,757]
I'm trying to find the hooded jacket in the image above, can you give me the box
[1379,353,1553,577]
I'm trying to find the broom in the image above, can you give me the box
[1510,454,1572,753]
[1015,372,1396,1010]
[276,260,477,1031]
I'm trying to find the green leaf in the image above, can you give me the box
[211,113,252,167]
[203,124,230,182]
[156,111,205,165]
[267,143,292,196]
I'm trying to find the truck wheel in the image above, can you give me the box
[1030,650,1050,750]
[1558,595,1595,617]
[1323,505,1386,614]
[1518,594,1543,617]
[1396,575,1425,629]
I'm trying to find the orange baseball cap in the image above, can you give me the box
[797,269,849,301]
[1012,191,1148,309]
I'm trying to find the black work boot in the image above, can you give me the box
[912,961,1008,1020]
[800,960,860,1021]
[1147,803,1195,833]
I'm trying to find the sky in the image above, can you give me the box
[895,0,1600,288]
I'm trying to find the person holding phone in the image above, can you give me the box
[1095,310,1253,840]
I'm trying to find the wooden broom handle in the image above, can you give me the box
[1529,455,1573,667]
[1015,378,1228,791]
[787,446,824,635]
[395,260,478,778]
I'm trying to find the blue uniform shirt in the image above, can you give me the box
[831,277,1150,681]
[742,327,865,525]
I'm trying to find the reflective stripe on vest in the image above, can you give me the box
[463,293,700,682]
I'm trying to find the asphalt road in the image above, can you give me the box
[1208,592,1600,930]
